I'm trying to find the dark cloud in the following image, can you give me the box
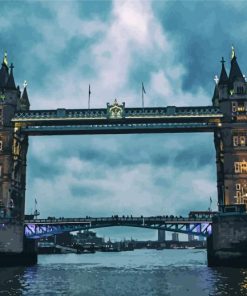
[128,56,159,92]
[28,133,215,180]
[77,0,112,21]
[27,156,60,180]
[0,6,55,93]
[177,199,211,217]
[69,184,110,198]
[174,143,214,170]
[153,1,247,94]
[55,35,100,74]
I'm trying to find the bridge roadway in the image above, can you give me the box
[24,216,212,239]
[12,105,223,135]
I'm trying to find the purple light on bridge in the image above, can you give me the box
[191,223,212,236]
[25,224,36,237]
[207,224,212,234]
[201,223,212,235]
[25,223,64,238]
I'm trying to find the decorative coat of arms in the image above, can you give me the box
[107,99,125,119]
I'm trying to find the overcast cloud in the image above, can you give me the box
[1,0,246,240]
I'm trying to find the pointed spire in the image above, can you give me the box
[229,47,245,90]
[218,57,228,86]
[0,52,9,88]
[5,63,16,89]
[212,85,219,105]
[20,81,30,110]
[213,84,219,99]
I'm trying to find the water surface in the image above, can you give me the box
[0,249,246,295]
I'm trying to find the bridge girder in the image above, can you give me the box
[24,217,212,239]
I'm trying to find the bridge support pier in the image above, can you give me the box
[207,213,247,267]
[0,238,37,267]
[0,224,37,267]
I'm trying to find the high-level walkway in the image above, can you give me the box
[12,105,223,135]
[23,216,212,238]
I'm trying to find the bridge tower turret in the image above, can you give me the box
[0,52,29,220]
[214,47,247,207]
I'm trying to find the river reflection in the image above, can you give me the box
[0,267,25,295]
[208,267,247,296]
[0,250,246,296]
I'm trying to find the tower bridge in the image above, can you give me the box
[0,48,247,266]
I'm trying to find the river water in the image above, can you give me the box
[0,249,247,295]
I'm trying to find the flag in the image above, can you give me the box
[142,82,146,94]
[89,84,91,96]
[35,198,37,205]
[210,197,212,203]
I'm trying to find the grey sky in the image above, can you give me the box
[1,0,246,240]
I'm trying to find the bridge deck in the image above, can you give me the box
[25,216,212,224]
[12,106,223,135]
[24,216,213,238]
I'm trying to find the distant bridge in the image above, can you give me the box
[24,216,212,239]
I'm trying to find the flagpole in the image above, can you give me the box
[142,87,144,108]
[142,82,145,109]
[88,84,91,110]
[34,198,37,214]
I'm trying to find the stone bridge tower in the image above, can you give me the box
[213,48,247,206]
[0,53,37,266]
[0,53,30,220]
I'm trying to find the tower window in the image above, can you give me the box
[233,136,239,146]
[0,141,2,151]
[232,102,237,112]
[236,183,241,190]
[237,102,245,112]
[234,161,247,173]
[236,191,241,198]
[242,163,247,173]
[240,136,246,146]
[234,191,241,205]
[235,162,240,173]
